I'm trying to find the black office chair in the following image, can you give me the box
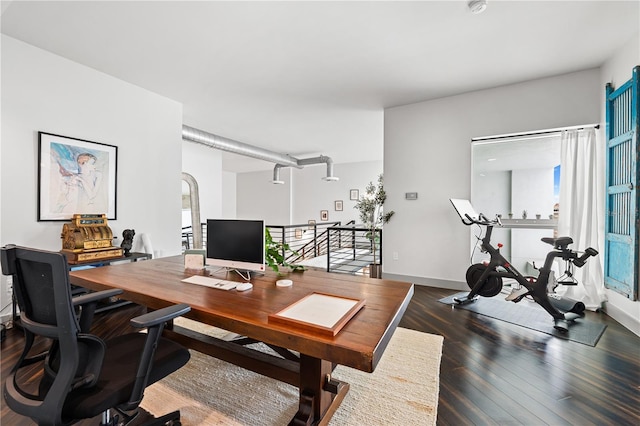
[1,245,191,426]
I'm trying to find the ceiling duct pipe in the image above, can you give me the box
[182,125,339,183]
[182,125,301,168]
[272,156,339,184]
[296,155,339,181]
[272,164,285,185]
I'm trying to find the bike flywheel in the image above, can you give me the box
[465,263,503,297]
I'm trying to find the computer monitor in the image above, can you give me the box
[206,219,265,273]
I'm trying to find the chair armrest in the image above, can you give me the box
[123,303,191,409]
[73,289,124,333]
[130,304,191,329]
[72,289,124,307]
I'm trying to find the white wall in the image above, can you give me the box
[0,36,183,312]
[600,32,640,335]
[236,168,292,224]
[384,68,601,288]
[472,170,511,219]
[221,171,237,219]
[236,160,382,226]
[292,161,383,226]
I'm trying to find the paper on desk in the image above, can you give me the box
[276,293,359,328]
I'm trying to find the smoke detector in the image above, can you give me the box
[468,0,487,14]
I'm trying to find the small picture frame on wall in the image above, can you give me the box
[334,200,343,211]
[320,210,329,221]
[308,220,316,229]
[349,189,359,201]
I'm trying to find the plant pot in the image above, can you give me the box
[369,263,382,279]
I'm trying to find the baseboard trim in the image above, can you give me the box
[381,273,467,291]
[602,301,640,337]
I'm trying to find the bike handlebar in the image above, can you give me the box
[463,213,500,227]
[573,247,599,267]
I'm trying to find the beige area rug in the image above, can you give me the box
[140,318,443,425]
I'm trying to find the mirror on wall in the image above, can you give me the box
[471,134,560,273]
[181,173,202,250]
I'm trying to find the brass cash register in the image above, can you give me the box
[61,214,123,264]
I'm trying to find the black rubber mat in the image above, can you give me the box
[439,292,607,347]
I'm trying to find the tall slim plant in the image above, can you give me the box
[354,174,395,266]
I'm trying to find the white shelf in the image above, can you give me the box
[499,219,557,229]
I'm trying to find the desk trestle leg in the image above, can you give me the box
[290,356,350,426]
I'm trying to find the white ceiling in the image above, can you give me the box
[2,1,638,172]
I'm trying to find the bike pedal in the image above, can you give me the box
[505,287,529,302]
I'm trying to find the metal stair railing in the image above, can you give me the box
[265,221,383,275]
[326,225,381,275]
[266,221,342,264]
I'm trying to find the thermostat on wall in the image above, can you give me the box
[405,192,418,200]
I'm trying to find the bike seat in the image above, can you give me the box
[541,236,573,249]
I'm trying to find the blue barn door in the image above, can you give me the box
[604,66,639,300]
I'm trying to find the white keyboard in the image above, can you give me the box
[182,275,237,290]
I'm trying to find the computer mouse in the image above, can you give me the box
[236,282,253,291]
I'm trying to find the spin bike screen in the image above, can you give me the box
[450,199,480,224]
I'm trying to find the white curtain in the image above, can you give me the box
[557,128,606,310]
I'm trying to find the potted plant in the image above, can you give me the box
[354,174,395,278]
[265,228,305,274]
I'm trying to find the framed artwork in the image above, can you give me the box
[308,219,316,229]
[350,189,359,200]
[335,200,343,211]
[38,132,118,221]
[320,210,329,221]
[295,228,303,239]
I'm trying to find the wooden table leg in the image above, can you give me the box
[290,355,350,426]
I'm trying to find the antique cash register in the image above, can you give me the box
[61,214,123,264]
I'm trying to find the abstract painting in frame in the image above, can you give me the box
[38,132,118,221]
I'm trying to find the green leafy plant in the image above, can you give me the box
[265,228,305,274]
[354,174,395,265]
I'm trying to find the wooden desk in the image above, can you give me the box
[69,256,414,425]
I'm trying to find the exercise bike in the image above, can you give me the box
[450,199,598,332]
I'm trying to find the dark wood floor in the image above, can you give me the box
[2,285,639,425]
[400,286,640,426]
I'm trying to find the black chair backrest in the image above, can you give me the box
[1,244,80,338]
[1,245,104,425]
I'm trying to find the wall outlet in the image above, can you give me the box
[393,251,399,261]
[6,275,13,297]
